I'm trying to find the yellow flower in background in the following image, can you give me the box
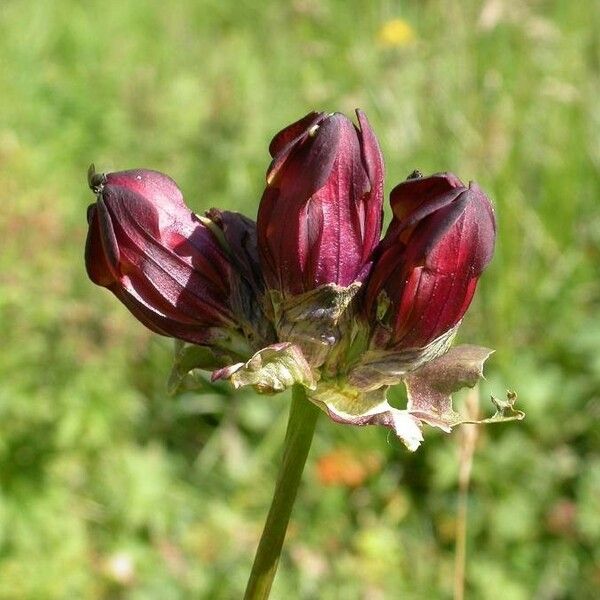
[378,18,416,47]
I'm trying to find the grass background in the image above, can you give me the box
[1,0,599,597]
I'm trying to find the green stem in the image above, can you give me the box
[244,385,319,600]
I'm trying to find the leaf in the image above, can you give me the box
[404,344,494,431]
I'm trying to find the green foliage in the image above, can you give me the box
[1,0,599,597]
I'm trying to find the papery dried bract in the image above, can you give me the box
[257,109,384,296]
[365,172,496,349]
[212,343,317,394]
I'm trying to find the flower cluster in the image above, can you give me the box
[85,110,512,450]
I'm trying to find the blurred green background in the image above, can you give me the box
[1,0,599,598]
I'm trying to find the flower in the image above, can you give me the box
[257,109,384,296]
[85,167,245,347]
[364,172,496,350]
[377,18,416,48]
[84,113,510,453]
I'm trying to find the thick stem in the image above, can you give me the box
[244,385,319,600]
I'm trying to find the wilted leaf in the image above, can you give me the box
[459,390,525,425]
[347,326,458,391]
[212,343,317,394]
[405,345,494,430]
[309,382,424,451]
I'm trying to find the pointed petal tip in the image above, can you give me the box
[268,111,327,158]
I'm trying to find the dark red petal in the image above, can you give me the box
[466,182,497,272]
[390,173,464,229]
[113,285,222,346]
[205,209,264,295]
[105,169,186,213]
[268,113,344,197]
[268,111,325,157]
[266,112,329,185]
[390,173,465,221]
[400,192,471,268]
[355,109,384,197]
[85,171,240,340]
[365,174,496,349]
[355,108,384,263]
[85,204,120,286]
[258,110,385,295]
[105,193,233,325]
[304,137,367,287]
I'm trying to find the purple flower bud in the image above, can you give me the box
[365,172,496,349]
[205,208,275,346]
[85,168,237,346]
[257,109,384,296]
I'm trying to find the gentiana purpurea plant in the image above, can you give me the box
[85,109,522,598]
